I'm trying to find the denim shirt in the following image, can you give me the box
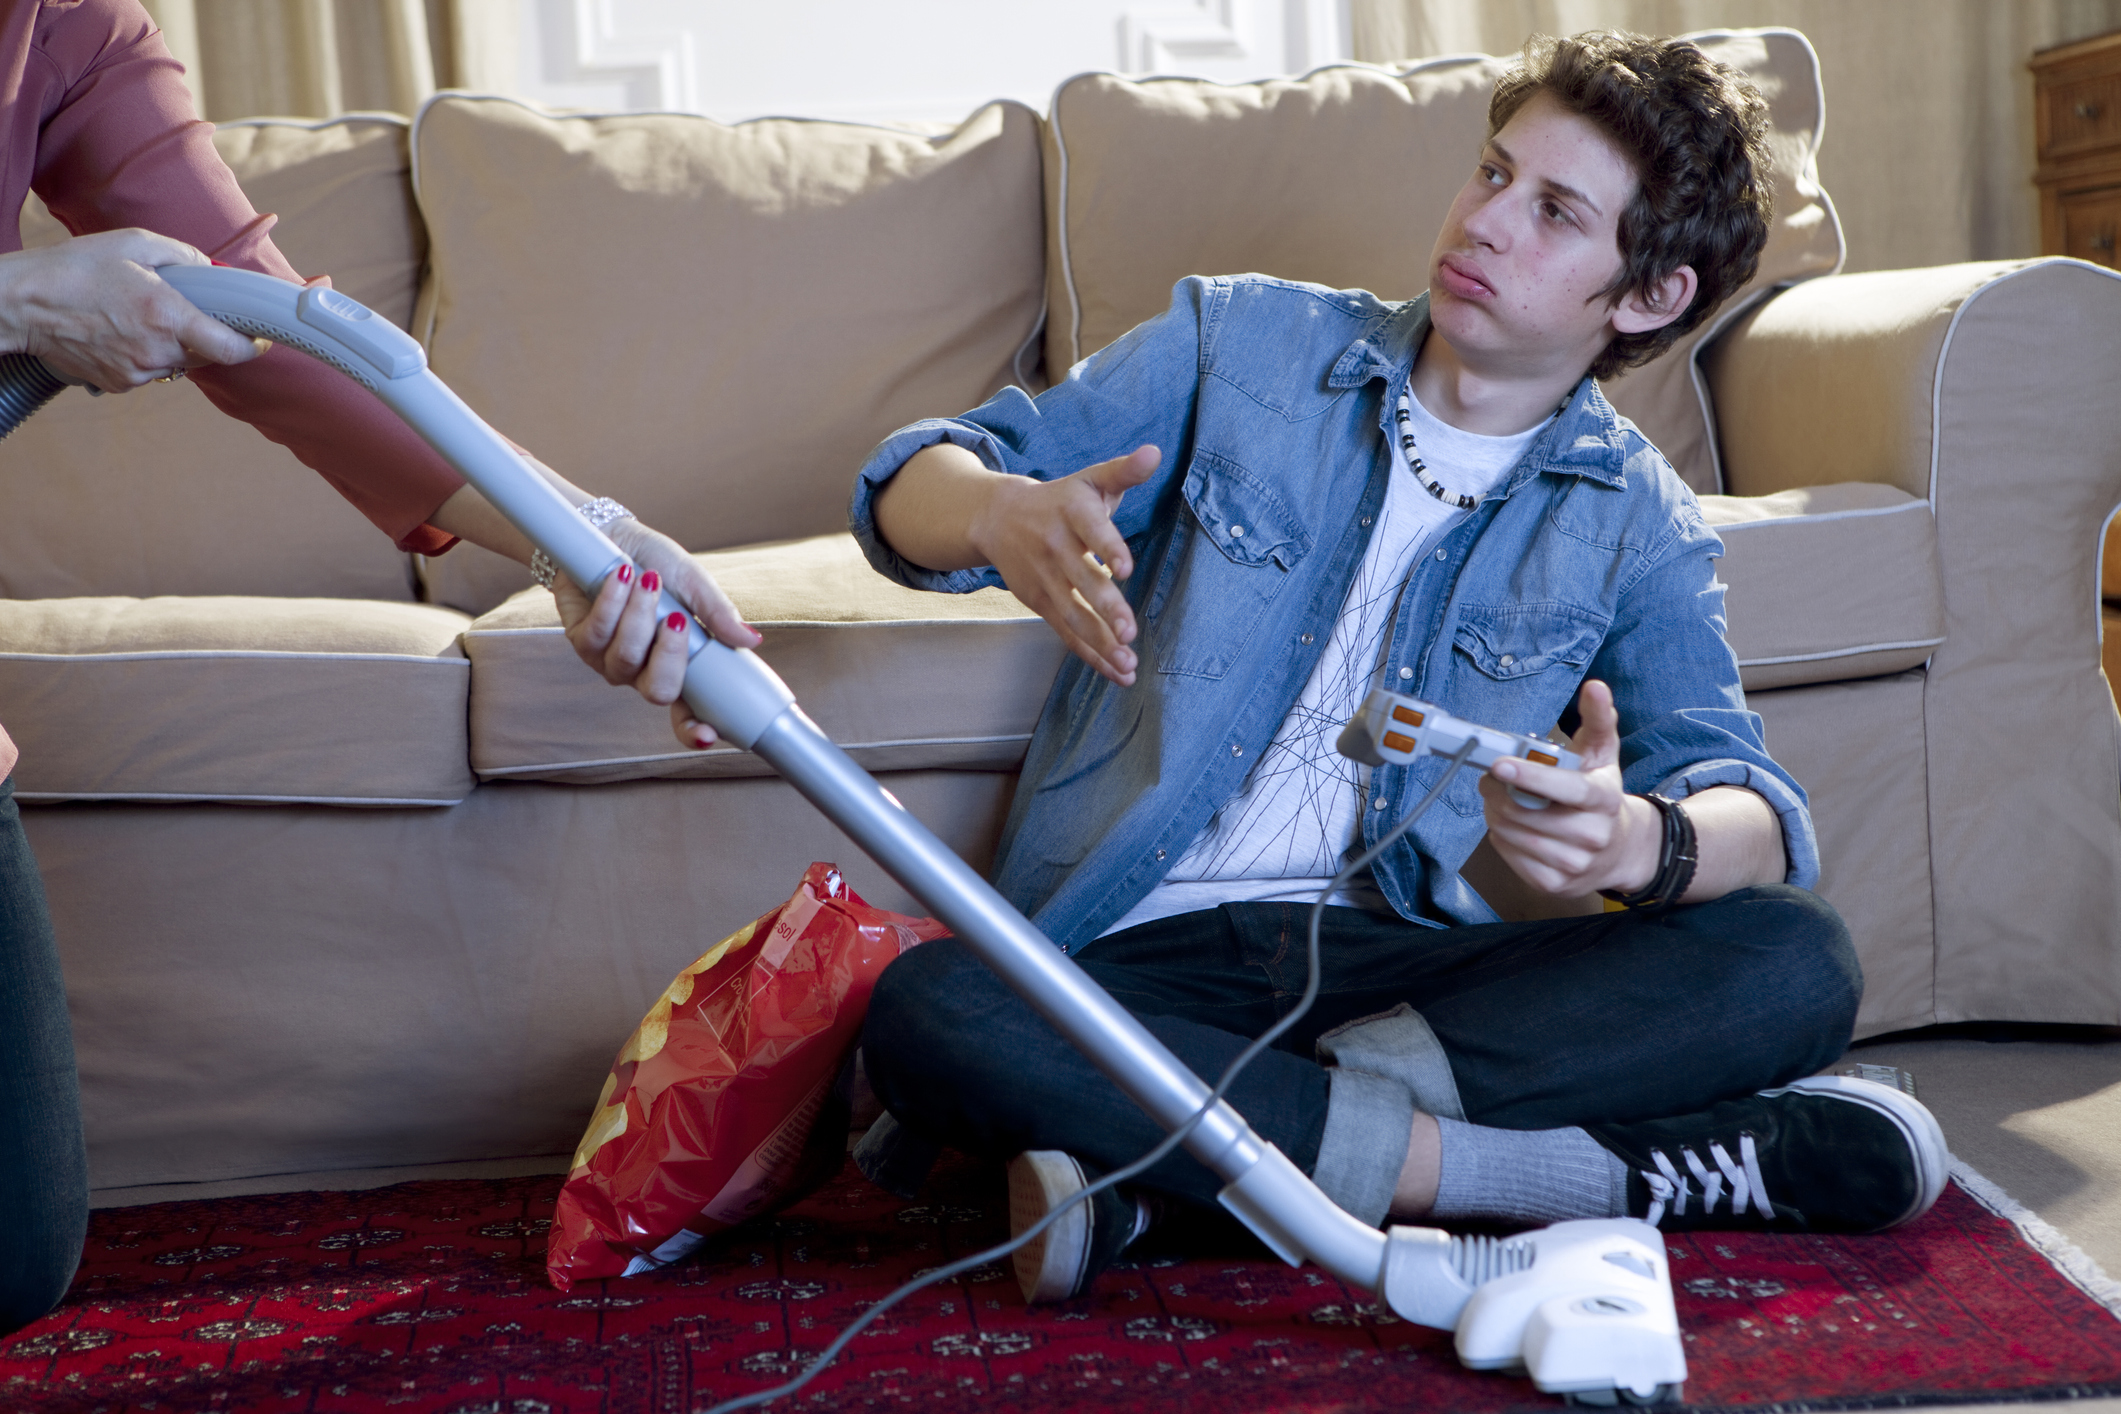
[850,275,1818,954]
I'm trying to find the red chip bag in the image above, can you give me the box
[547,862,947,1290]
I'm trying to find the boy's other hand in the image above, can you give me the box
[971,445,1159,686]
[1480,678,1661,897]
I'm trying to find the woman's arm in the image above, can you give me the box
[22,0,757,743]
[30,1,468,553]
[428,465,760,748]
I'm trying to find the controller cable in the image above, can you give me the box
[700,737,1482,1414]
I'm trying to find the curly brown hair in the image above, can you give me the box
[1489,32,1774,381]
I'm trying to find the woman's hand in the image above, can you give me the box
[0,721,16,783]
[0,230,265,391]
[551,518,761,749]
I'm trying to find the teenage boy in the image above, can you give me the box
[847,31,1947,1302]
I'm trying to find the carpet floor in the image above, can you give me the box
[5,1149,2120,1414]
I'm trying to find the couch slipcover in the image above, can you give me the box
[459,507,1946,788]
[31,772,1016,1188]
[1708,257,2121,1029]
[1698,484,1944,691]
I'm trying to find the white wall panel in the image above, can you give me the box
[516,0,1352,123]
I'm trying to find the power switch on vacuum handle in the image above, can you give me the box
[297,285,426,380]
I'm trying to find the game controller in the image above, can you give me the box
[1336,688,1583,809]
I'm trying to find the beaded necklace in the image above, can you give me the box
[1393,382,1481,510]
[1393,382,1566,510]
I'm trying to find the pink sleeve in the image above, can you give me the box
[27,0,466,554]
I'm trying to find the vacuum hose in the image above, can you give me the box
[0,354,67,438]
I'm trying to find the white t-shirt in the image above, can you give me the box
[1100,384,1550,937]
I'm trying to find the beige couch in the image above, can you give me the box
[4,28,2119,1195]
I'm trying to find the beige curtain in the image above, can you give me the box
[137,0,518,122]
[1351,0,2121,272]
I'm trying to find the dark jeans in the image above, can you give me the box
[862,885,1859,1208]
[0,773,87,1334]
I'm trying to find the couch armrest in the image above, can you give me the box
[1708,261,2038,500]
[1706,257,2121,1024]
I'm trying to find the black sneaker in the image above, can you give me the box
[1583,1075,1948,1234]
[1006,1150,1153,1303]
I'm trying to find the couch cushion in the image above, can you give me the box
[412,96,1048,617]
[1043,28,1841,495]
[0,116,427,602]
[465,535,1063,783]
[1700,483,1944,691]
[0,598,473,804]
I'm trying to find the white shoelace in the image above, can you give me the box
[1639,1134,1774,1224]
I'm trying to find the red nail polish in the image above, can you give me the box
[642,570,660,593]
[666,611,686,632]
[617,563,632,584]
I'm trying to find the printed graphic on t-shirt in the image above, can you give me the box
[1165,467,1436,883]
[1099,385,1550,936]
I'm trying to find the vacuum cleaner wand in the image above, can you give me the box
[117,265,1684,1402]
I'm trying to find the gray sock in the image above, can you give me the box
[1429,1117,1631,1226]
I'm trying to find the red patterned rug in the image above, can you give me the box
[4,1152,2118,1413]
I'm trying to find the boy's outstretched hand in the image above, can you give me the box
[967,446,1159,686]
[875,441,1161,687]
[1479,679,1661,899]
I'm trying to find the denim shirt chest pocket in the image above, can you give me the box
[1418,601,1609,816]
[1144,450,1313,678]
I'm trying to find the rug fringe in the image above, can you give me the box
[1949,1155,2121,1322]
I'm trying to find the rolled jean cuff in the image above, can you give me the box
[1313,1068,1414,1226]
[1315,1003,1466,1122]
[1310,1003,1466,1228]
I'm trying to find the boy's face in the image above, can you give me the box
[1426,91,1669,381]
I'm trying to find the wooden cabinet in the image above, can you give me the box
[2061,184,2121,264]
[2033,31,2121,270]
[2036,33,2121,709]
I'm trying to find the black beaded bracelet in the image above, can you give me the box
[1598,792,1698,912]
